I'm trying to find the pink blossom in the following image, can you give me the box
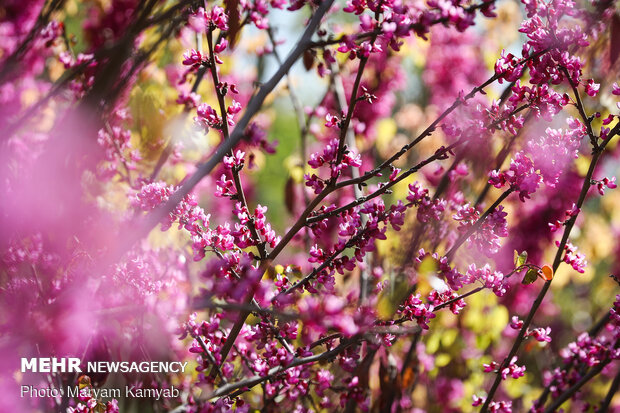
[584,79,600,97]
[595,176,617,195]
[466,264,508,297]
[223,150,245,170]
[555,240,587,273]
[400,293,436,329]
[489,151,542,201]
[182,49,204,66]
[528,327,552,343]
[510,316,524,330]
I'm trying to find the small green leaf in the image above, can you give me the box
[513,250,518,266]
[522,268,539,285]
[517,251,528,267]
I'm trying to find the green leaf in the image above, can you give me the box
[516,251,528,267]
[522,268,539,285]
[513,250,519,266]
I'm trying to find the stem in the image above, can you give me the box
[144,0,198,28]
[332,44,372,168]
[480,145,605,412]
[331,60,371,302]
[205,27,267,260]
[307,140,463,224]
[208,249,295,354]
[189,331,228,383]
[332,1,382,169]
[268,184,334,260]
[208,339,356,399]
[112,0,335,265]
[597,369,620,413]
[434,287,484,311]
[445,189,513,260]
[561,67,598,149]
[589,312,612,336]
[542,359,612,413]
[177,0,336,378]
[192,298,300,321]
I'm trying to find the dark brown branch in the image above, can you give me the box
[480,119,611,411]
[543,359,612,413]
[445,189,513,260]
[307,140,463,224]
[597,369,620,413]
[178,0,337,378]
[111,0,335,263]
[208,339,356,399]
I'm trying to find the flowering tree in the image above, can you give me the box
[1,0,619,411]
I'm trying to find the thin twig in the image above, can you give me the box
[107,0,335,271]
[306,140,464,224]
[480,118,619,412]
[562,67,598,149]
[445,189,513,260]
[208,339,355,399]
[186,0,336,377]
[597,369,620,413]
[543,359,612,413]
[330,60,371,302]
[205,26,268,260]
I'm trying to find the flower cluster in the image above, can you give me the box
[188,6,229,33]
[407,182,446,223]
[466,264,508,297]
[528,326,552,343]
[453,204,508,256]
[594,176,617,196]
[305,199,411,292]
[554,240,587,273]
[527,119,583,187]
[548,203,580,232]
[483,356,526,380]
[472,395,513,413]
[400,293,436,330]
[96,119,140,180]
[233,202,280,249]
[2,0,620,411]
[489,151,543,201]
[305,138,362,192]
